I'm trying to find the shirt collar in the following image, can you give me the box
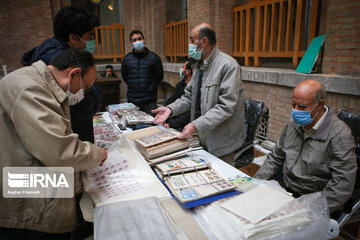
[204,46,218,66]
[32,60,68,104]
[312,106,329,131]
[295,106,334,141]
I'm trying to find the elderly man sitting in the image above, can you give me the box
[254,79,357,213]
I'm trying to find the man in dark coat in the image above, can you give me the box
[121,30,163,115]
[165,61,192,131]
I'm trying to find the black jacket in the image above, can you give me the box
[21,36,102,143]
[21,36,70,66]
[166,79,190,131]
[121,48,163,105]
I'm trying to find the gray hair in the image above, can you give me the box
[199,27,217,45]
[315,83,326,103]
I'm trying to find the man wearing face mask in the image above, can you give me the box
[153,23,245,161]
[0,49,107,239]
[164,60,193,131]
[121,30,164,115]
[21,6,102,144]
[254,79,357,213]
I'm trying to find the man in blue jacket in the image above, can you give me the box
[121,30,163,115]
[21,6,102,144]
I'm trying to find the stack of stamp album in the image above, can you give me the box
[125,126,239,208]
[134,128,189,159]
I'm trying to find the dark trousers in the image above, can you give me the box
[71,192,93,240]
[0,227,71,240]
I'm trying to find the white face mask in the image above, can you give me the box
[132,40,145,51]
[66,75,84,105]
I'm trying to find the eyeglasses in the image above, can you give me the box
[131,37,143,43]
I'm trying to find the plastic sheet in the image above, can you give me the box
[194,185,331,240]
[94,197,176,240]
[243,99,266,143]
[265,192,330,240]
[235,99,267,168]
[337,109,360,187]
[337,109,360,216]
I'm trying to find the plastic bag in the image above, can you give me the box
[194,184,331,240]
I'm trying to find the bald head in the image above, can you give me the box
[194,23,213,31]
[293,80,326,104]
[191,23,217,45]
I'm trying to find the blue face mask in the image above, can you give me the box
[84,39,96,53]
[179,68,186,79]
[291,103,318,126]
[188,39,203,60]
[132,40,145,51]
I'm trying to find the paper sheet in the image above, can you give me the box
[220,185,294,224]
[84,137,170,206]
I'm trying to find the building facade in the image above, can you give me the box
[0,0,359,142]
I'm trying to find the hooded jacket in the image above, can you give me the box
[21,36,70,66]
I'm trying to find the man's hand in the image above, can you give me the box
[152,107,172,125]
[99,147,108,166]
[178,123,196,139]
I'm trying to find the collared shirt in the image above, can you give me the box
[304,106,329,138]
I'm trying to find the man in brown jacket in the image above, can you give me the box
[254,79,357,213]
[0,49,107,239]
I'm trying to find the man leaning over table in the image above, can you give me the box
[152,23,245,163]
[0,49,107,239]
[254,79,357,214]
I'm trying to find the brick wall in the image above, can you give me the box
[122,0,166,60]
[187,0,214,31]
[244,81,360,141]
[187,0,236,55]
[0,0,54,72]
[213,0,236,56]
[322,0,360,76]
